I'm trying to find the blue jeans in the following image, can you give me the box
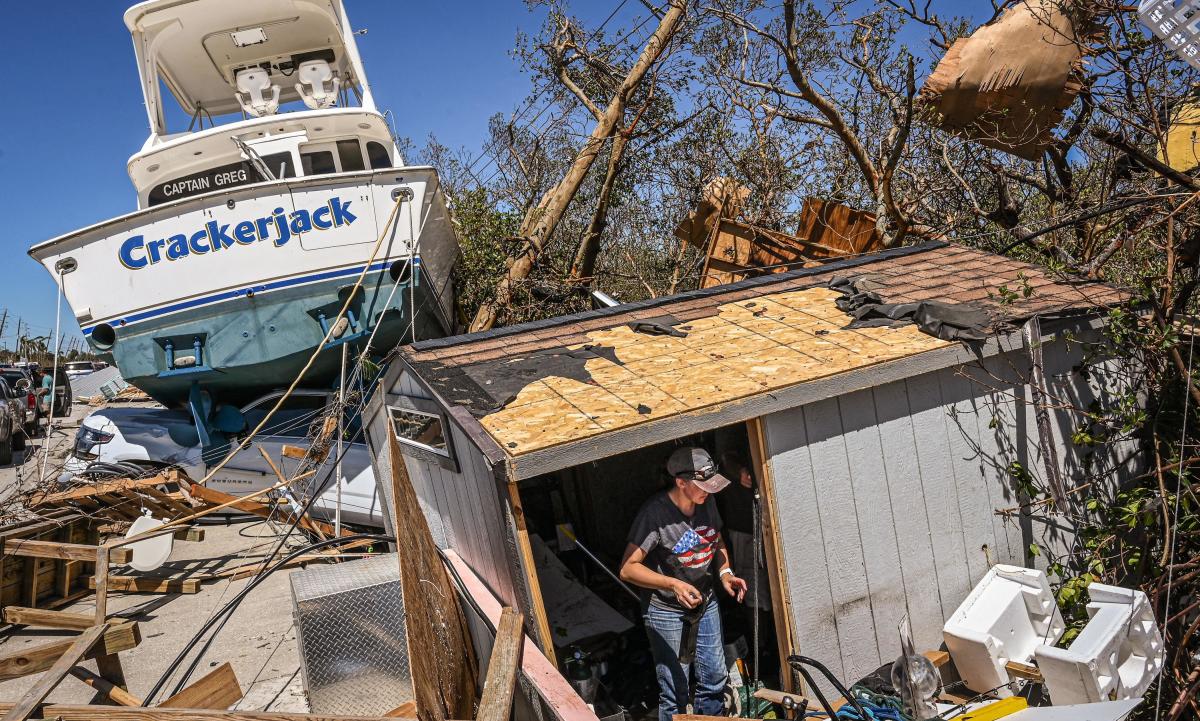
[644,599,727,721]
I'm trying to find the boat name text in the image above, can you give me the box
[118,197,358,270]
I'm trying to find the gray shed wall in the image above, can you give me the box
[762,333,1137,691]
[365,371,521,609]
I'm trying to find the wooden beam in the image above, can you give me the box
[88,577,201,594]
[68,666,143,706]
[159,662,242,710]
[924,650,950,668]
[3,540,131,565]
[1006,660,1044,683]
[173,528,205,542]
[0,706,422,720]
[184,480,339,539]
[3,607,95,631]
[477,609,523,721]
[0,622,140,682]
[1,624,108,721]
[746,417,797,694]
[751,687,814,708]
[505,482,556,666]
[94,546,110,624]
[384,702,417,718]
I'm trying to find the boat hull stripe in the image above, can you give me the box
[82,260,395,335]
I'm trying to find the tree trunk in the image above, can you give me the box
[469,1,686,332]
[569,131,630,284]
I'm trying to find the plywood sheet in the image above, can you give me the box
[478,286,952,455]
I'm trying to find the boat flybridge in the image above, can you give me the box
[29,0,458,446]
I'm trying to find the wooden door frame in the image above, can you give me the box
[746,417,798,693]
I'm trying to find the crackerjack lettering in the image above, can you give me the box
[118,196,358,270]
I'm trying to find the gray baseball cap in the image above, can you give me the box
[667,447,731,493]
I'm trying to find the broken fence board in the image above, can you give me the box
[159,662,242,710]
[0,622,140,682]
[3,607,95,631]
[2,625,108,721]
[3,540,131,565]
[477,609,523,721]
[88,577,201,594]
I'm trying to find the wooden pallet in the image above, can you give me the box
[0,511,100,620]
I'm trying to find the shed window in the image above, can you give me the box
[301,150,336,176]
[337,140,366,172]
[367,142,392,169]
[389,406,447,454]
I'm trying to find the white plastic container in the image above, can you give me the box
[943,565,1065,694]
[1034,584,1164,704]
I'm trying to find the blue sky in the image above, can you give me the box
[0,0,975,352]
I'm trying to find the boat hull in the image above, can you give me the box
[30,168,458,406]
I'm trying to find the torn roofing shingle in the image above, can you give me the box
[400,242,1128,455]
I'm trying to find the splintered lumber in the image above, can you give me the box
[28,470,185,508]
[182,476,341,539]
[0,707,417,720]
[476,609,523,721]
[68,665,143,706]
[1,625,108,721]
[88,576,201,594]
[159,662,242,710]
[0,622,140,682]
[3,539,131,565]
[3,607,94,631]
[919,0,1096,160]
[387,432,478,721]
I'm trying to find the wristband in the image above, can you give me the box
[719,567,734,578]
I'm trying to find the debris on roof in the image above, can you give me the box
[920,0,1096,160]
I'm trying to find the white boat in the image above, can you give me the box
[28,0,458,416]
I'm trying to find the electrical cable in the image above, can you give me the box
[161,421,369,699]
[142,531,393,706]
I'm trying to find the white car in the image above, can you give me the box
[63,361,99,378]
[67,389,384,528]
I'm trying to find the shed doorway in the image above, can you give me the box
[512,420,790,719]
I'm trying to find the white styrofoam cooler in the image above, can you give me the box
[1034,584,1164,704]
[943,565,1065,694]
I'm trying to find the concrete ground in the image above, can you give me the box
[0,400,312,711]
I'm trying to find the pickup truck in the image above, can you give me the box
[66,389,384,529]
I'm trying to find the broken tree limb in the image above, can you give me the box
[468,0,686,331]
[2,624,108,721]
[477,609,524,721]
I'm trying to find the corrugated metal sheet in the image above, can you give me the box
[69,367,123,399]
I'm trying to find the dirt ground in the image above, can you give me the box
[0,400,311,711]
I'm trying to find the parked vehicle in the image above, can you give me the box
[67,389,382,528]
[63,361,99,378]
[0,368,39,437]
[0,378,23,463]
[44,367,72,417]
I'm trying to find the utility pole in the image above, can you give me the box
[14,318,22,359]
[0,310,7,351]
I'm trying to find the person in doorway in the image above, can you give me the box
[620,447,748,721]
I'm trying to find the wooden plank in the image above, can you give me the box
[3,607,94,631]
[0,706,419,720]
[159,662,242,710]
[477,609,523,721]
[1,625,108,721]
[386,432,478,721]
[4,539,131,565]
[140,487,195,517]
[506,481,557,666]
[746,417,797,694]
[94,653,130,704]
[1005,660,1044,682]
[384,702,417,718]
[88,577,201,594]
[184,480,340,539]
[0,622,140,682]
[924,650,950,668]
[173,528,205,542]
[68,666,143,706]
[94,547,110,624]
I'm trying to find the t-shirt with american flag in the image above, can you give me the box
[627,491,724,610]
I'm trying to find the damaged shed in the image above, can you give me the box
[363,241,1135,710]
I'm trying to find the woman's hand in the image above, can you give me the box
[671,579,704,609]
[721,572,747,603]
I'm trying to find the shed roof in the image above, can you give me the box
[400,242,1126,461]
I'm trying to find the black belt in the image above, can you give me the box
[677,600,708,664]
